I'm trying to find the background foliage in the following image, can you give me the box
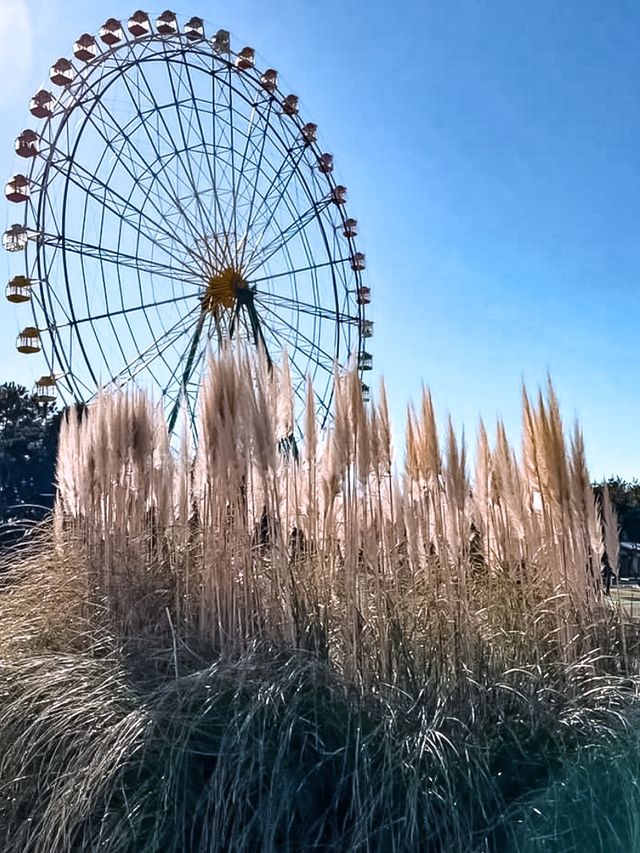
[0,383,59,528]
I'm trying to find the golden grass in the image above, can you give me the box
[0,347,637,852]
[47,350,614,684]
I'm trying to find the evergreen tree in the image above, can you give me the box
[594,477,640,542]
[0,383,60,528]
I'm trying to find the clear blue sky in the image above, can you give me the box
[1,0,638,480]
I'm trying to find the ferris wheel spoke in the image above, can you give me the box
[124,328,195,388]
[242,146,309,269]
[50,156,204,273]
[245,202,326,277]
[220,71,280,266]
[65,81,176,221]
[285,345,327,408]
[187,89,260,265]
[252,312,305,393]
[117,62,212,253]
[106,305,202,387]
[38,232,201,285]
[72,97,206,268]
[256,301,336,369]
[224,63,242,262]
[32,272,73,329]
[249,257,351,286]
[49,292,197,331]
[174,46,239,268]
[159,46,220,255]
[234,105,306,221]
[38,176,65,245]
[164,353,206,436]
[78,190,132,384]
[255,291,357,324]
[208,60,235,267]
[236,117,275,271]
[69,178,198,391]
[232,97,276,266]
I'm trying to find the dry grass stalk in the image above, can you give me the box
[1,347,637,853]
[48,348,612,688]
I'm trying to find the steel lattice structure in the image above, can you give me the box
[5,12,373,431]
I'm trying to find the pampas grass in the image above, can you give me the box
[0,347,637,852]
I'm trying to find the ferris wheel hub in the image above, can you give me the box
[203,267,248,313]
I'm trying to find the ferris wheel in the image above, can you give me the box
[4,11,373,431]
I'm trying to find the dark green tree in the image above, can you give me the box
[0,383,60,528]
[594,477,640,542]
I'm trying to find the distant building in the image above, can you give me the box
[619,541,640,580]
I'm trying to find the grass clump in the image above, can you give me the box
[0,348,638,852]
